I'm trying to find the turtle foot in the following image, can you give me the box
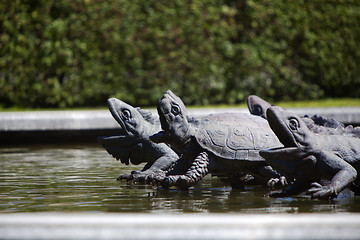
[174,176,192,190]
[160,175,191,190]
[161,175,179,188]
[117,170,167,184]
[307,182,337,199]
[131,170,166,184]
[117,170,142,181]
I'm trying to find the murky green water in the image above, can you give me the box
[1,144,360,213]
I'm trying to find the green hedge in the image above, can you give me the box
[1,0,360,108]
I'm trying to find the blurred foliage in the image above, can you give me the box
[0,0,359,108]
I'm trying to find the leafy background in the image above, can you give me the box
[1,0,359,108]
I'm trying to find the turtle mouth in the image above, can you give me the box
[266,107,298,148]
[108,98,129,135]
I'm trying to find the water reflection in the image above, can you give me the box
[1,144,360,213]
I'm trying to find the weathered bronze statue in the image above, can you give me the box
[150,90,283,189]
[260,106,360,199]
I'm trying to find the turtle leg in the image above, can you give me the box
[162,152,210,189]
[154,156,191,187]
[255,165,289,189]
[246,164,287,188]
[166,156,192,175]
[259,165,280,178]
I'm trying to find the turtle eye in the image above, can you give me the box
[289,118,299,130]
[171,104,181,116]
[122,109,131,120]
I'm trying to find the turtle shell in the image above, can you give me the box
[195,113,282,161]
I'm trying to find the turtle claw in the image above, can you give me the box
[117,173,133,181]
[159,175,190,190]
[267,176,288,189]
[117,171,146,182]
[309,182,323,189]
[130,173,149,184]
[161,176,178,188]
[267,178,277,188]
[280,176,288,186]
[307,182,337,199]
[151,173,167,186]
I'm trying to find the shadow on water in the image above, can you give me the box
[1,144,360,213]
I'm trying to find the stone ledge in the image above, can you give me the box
[0,107,359,144]
[0,110,119,131]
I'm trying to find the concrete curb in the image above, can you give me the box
[1,213,360,240]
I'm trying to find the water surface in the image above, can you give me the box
[1,144,360,213]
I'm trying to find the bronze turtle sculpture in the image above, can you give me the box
[98,98,179,183]
[150,90,284,189]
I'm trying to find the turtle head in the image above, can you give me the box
[150,90,192,148]
[247,95,272,119]
[108,98,150,137]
